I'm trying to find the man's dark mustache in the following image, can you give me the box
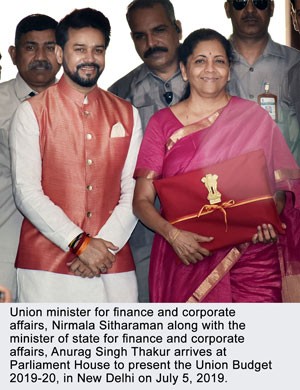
[77,63,100,71]
[29,61,52,70]
[242,16,258,22]
[143,46,168,59]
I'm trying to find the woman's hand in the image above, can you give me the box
[252,223,285,244]
[168,228,213,265]
[133,177,213,266]
[252,191,287,244]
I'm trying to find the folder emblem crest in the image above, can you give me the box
[201,173,222,204]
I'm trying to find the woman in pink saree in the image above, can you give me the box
[133,29,300,303]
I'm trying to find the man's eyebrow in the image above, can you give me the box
[132,24,169,34]
[23,40,56,45]
[23,40,38,45]
[152,24,168,29]
[72,43,105,49]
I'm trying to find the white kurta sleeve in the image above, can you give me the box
[9,101,83,252]
[94,106,143,251]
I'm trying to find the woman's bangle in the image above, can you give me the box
[169,228,181,244]
[76,236,91,256]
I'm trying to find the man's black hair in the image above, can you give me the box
[126,0,176,25]
[56,8,111,49]
[15,14,58,46]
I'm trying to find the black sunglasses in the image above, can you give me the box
[231,0,269,11]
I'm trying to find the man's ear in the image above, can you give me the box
[55,45,63,65]
[292,11,300,32]
[8,46,17,65]
[174,20,182,40]
[269,0,274,18]
[224,1,231,19]
[179,61,188,82]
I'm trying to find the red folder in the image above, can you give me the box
[154,149,284,251]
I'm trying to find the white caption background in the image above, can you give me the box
[0,303,299,389]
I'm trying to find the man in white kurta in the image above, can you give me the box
[9,8,142,303]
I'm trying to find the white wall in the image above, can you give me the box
[0,0,288,89]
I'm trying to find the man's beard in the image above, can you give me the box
[63,61,102,87]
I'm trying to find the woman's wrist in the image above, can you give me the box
[163,224,181,245]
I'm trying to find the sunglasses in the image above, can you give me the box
[231,0,269,11]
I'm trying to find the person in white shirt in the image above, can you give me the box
[9,8,143,303]
[0,14,60,301]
